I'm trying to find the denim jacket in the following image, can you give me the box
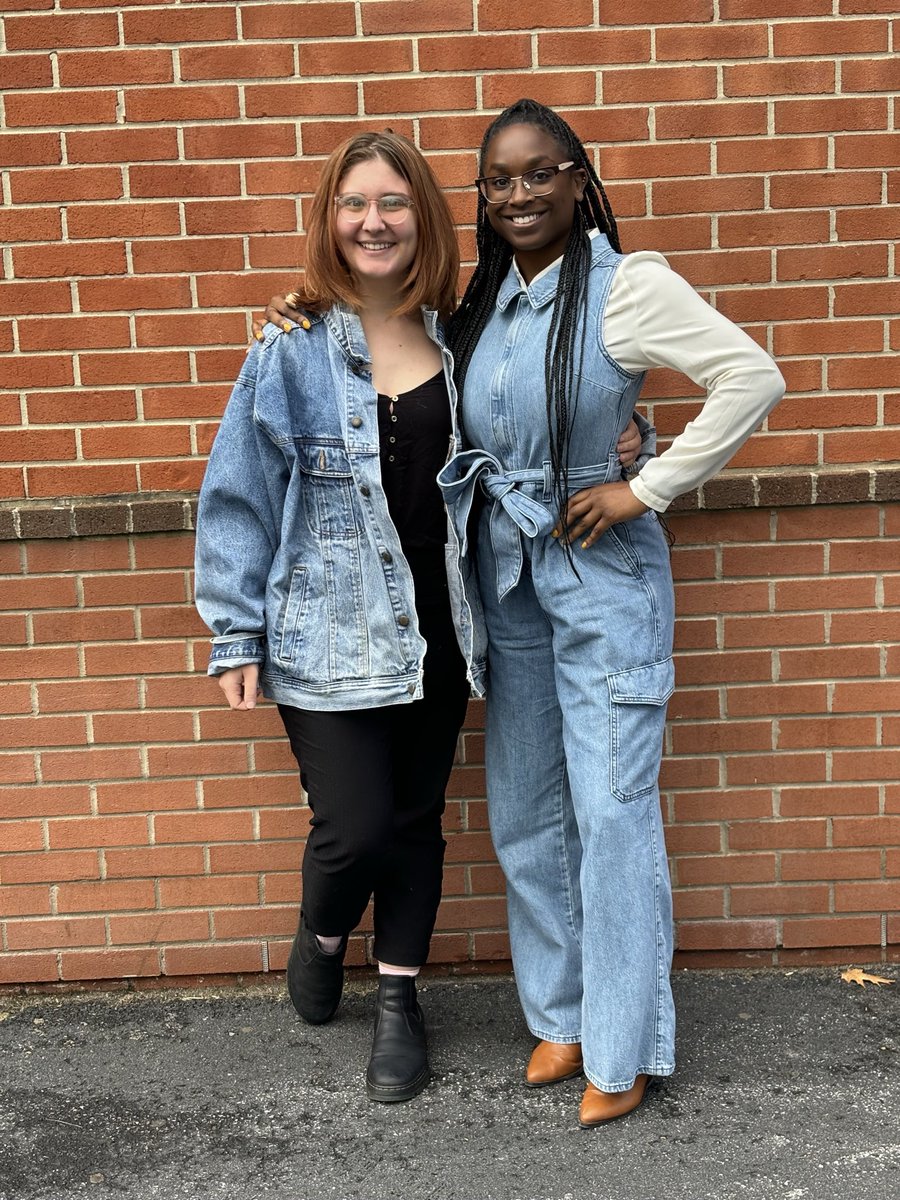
[194,305,488,710]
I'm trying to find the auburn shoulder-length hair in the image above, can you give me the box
[294,131,459,323]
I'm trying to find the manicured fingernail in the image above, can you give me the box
[281,321,291,333]
[301,318,311,331]
[581,541,589,550]
[550,528,559,538]
[254,330,264,341]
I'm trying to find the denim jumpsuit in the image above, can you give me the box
[439,235,676,1093]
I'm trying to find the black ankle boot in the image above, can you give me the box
[366,975,430,1103]
[286,913,347,1025]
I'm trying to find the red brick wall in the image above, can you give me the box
[2,0,898,985]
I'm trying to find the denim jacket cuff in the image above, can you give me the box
[207,636,266,676]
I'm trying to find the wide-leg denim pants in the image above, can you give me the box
[477,494,676,1093]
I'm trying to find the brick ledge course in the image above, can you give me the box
[0,494,198,541]
[1,465,897,540]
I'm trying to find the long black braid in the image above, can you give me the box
[449,99,623,565]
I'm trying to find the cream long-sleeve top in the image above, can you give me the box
[516,244,786,513]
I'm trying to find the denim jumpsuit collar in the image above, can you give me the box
[496,229,613,312]
[497,256,561,312]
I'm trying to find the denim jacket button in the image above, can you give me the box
[381,550,393,563]
[350,416,362,428]
[359,484,370,497]
[397,614,410,627]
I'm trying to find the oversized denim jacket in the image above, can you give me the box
[194,305,488,710]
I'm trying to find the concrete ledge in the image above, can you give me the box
[666,464,898,512]
[0,465,896,539]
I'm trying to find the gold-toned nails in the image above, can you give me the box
[254,330,264,341]
[281,321,291,333]
[300,318,311,331]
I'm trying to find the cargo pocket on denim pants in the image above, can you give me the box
[607,657,675,802]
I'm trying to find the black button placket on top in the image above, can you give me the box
[383,390,409,634]
[387,393,398,463]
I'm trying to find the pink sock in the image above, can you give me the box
[315,934,343,955]
[377,962,420,977]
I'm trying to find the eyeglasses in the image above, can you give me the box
[475,162,576,204]
[334,193,415,225]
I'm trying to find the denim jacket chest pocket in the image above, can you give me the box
[294,439,362,539]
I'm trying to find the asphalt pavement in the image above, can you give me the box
[1,967,898,1200]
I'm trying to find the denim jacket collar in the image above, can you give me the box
[260,303,447,370]
[265,302,448,368]
[323,304,370,370]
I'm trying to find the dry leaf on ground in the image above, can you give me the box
[840,968,895,988]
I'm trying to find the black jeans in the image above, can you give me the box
[278,596,469,966]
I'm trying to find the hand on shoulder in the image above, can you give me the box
[251,293,311,342]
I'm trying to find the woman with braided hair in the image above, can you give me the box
[437,99,784,1126]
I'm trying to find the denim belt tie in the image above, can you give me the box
[437,449,615,600]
